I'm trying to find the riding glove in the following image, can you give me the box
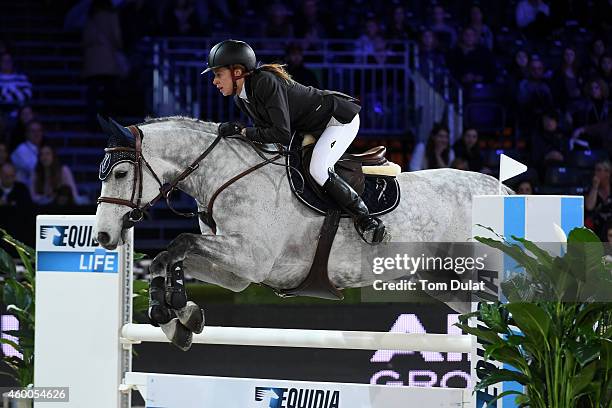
[218,122,244,137]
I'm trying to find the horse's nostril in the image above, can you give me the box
[97,232,110,245]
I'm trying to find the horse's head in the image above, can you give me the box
[94,116,162,249]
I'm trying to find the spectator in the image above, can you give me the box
[516,0,551,38]
[82,0,123,129]
[531,111,569,176]
[573,78,611,128]
[410,123,455,171]
[0,142,8,166]
[355,18,388,65]
[31,145,84,206]
[418,29,446,79]
[448,27,495,84]
[387,6,415,41]
[10,120,43,185]
[582,38,607,80]
[453,127,484,172]
[9,104,35,151]
[517,58,555,127]
[516,180,535,194]
[552,47,583,110]
[0,52,32,109]
[508,49,530,90]
[430,5,457,51]
[284,43,319,88]
[598,53,612,95]
[0,162,32,208]
[262,3,294,38]
[570,115,612,155]
[294,0,328,47]
[467,5,494,50]
[585,160,612,241]
[163,0,201,36]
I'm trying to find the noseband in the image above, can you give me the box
[97,125,285,234]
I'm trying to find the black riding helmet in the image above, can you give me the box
[201,39,257,74]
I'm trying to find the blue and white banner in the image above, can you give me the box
[472,195,584,408]
[36,218,120,274]
[129,372,470,408]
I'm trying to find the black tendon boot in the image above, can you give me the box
[323,170,391,244]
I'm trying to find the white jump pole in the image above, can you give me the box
[121,323,472,353]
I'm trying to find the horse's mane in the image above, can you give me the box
[139,116,218,135]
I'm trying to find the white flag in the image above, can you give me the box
[499,154,527,182]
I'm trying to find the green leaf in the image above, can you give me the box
[133,280,149,293]
[0,338,21,353]
[475,236,542,278]
[474,368,531,391]
[3,280,32,311]
[504,303,551,348]
[501,273,541,302]
[484,390,525,408]
[0,229,34,261]
[457,311,480,325]
[3,329,34,339]
[509,236,554,268]
[478,302,510,334]
[133,252,147,261]
[600,338,612,372]
[485,344,529,372]
[567,227,602,244]
[0,248,16,278]
[455,323,504,345]
[569,342,601,367]
[570,361,597,399]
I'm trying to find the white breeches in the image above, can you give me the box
[309,114,360,186]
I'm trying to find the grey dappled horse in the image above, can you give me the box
[94,117,512,350]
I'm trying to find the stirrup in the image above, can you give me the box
[355,218,391,245]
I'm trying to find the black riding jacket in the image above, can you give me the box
[235,70,360,144]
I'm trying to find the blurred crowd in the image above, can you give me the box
[1,0,611,243]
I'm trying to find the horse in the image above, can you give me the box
[94,116,513,350]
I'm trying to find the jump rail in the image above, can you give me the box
[121,323,473,353]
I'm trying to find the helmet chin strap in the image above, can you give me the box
[229,65,251,95]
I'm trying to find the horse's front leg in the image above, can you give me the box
[148,235,205,350]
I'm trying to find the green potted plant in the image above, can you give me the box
[457,227,612,407]
[0,229,35,408]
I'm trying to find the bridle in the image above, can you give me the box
[97,125,287,234]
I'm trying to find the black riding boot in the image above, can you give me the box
[323,170,390,244]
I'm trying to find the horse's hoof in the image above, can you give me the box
[161,318,193,351]
[176,301,205,334]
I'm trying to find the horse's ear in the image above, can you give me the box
[108,117,135,147]
[97,114,113,137]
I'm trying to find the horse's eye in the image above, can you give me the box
[115,171,128,179]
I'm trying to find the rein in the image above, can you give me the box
[97,125,296,234]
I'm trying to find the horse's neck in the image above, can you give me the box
[144,122,280,204]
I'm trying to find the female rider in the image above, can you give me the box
[203,39,389,244]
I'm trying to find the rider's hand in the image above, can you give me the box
[218,122,244,137]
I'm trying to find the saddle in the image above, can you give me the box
[266,133,401,301]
